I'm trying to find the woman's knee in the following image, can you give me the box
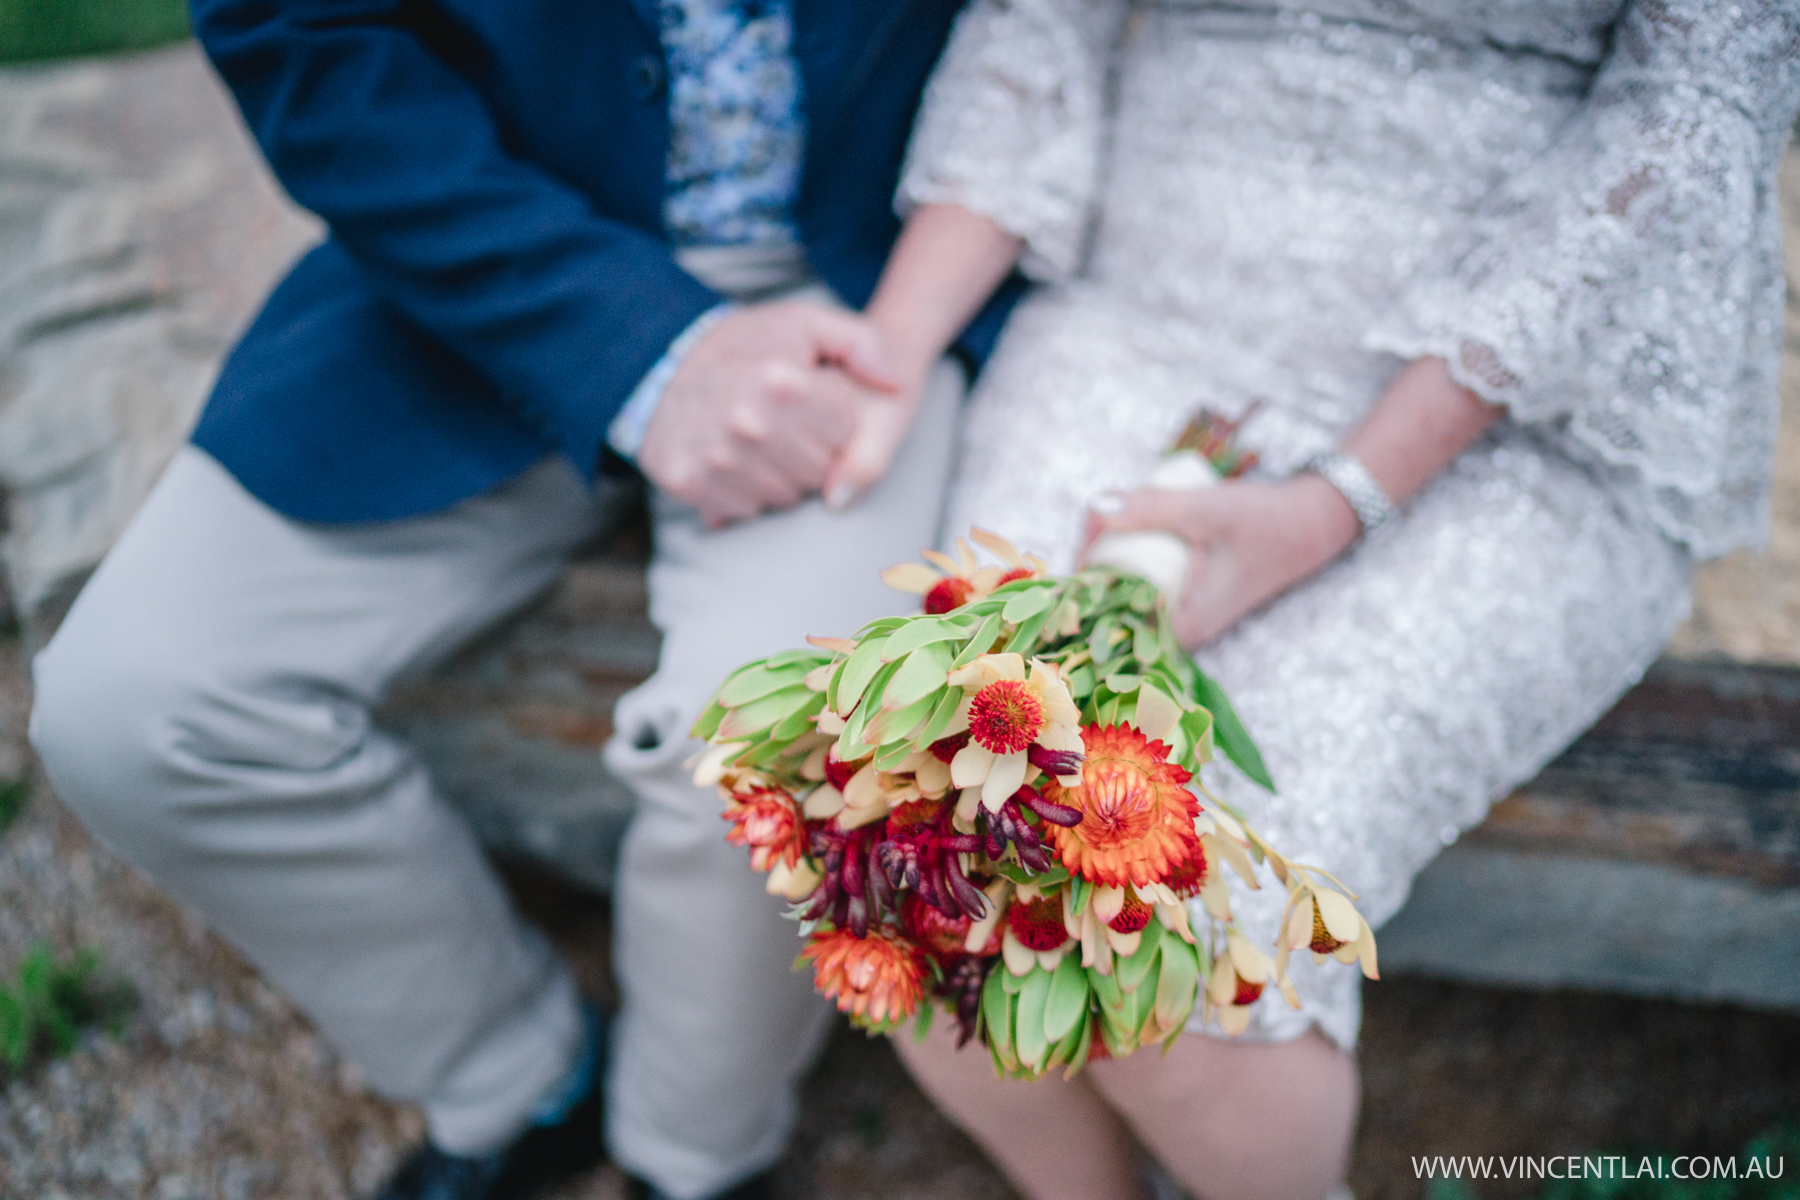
[1090,1030,1358,1199]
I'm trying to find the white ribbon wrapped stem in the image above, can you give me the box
[1085,451,1220,596]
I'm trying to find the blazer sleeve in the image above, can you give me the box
[191,0,719,479]
[897,0,1129,283]
[1367,0,1800,553]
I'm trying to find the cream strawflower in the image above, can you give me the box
[947,654,1085,811]
[1205,933,1297,1036]
[880,529,1047,615]
[1063,884,1159,976]
[1278,882,1380,981]
[1000,884,1072,976]
[837,762,923,830]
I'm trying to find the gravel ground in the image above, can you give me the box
[4,625,1800,1200]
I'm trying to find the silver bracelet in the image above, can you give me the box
[1304,451,1396,536]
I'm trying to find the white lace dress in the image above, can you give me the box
[901,0,1800,1047]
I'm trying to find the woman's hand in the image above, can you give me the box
[1089,476,1361,648]
[820,352,939,509]
[1090,357,1501,648]
[821,204,1024,507]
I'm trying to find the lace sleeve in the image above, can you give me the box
[898,0,1129,282]
[1367,0,1800,556]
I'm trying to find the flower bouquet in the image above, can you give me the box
[692,421,1376,1080]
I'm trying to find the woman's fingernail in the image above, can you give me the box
[1089,492,1125,516]
[824,483,856,510]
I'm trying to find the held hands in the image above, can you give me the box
[1087,476,1361,649]
[636,300,900,527]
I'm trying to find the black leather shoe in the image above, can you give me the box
[624,1170,775,1200]
[371,1039,605,1200]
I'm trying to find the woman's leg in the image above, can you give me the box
[892,1019,1151,1200]
[1089,1031,1358,1200]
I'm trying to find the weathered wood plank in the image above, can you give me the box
[1466,661,1800,888]
[389,560,1800,1009]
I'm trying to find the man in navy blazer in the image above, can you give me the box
[28,3,1016,1199]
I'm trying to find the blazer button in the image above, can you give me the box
[628,54,667,102]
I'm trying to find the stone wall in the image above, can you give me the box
[0,45,318,637]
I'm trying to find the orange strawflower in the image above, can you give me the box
[801,927,929,1029]
[721,786,805,874]
[1044,725,1199,888]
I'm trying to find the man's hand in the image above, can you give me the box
[636,300,898,527]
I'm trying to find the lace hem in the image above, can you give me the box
[897,176,1082,284]
[895,0,1124,284]
[1362,325,1775,558]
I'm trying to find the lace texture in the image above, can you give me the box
[898,0,1126,280]
[902,0,1800,557]
[896,0,1800,1044]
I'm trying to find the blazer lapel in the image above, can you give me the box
[792,0,919,146]
[625,0,661,39]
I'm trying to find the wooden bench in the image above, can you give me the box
[383,546,1800,1014]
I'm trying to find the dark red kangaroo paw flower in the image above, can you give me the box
[866,835,895,915]
[945,853,989,920]
[1017,785,1082,828]
[840,834,865,902]
[1027,745,1084,778]
[933,955,994,1049]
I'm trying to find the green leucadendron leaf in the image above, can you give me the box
[914,687,965,749]
[767,691,826,742]
[1043,954,1090,1044]
[717,660,815,708]
[882,641,954,712]
[1153,937,1202,1031]
[831,635,891,716]
[982,969,1016,1064]
[1001,584,1057,624]
[1013,966,1054,1072]
[1116,917,1165,995]
[690,698,728,742]
[717,684,815,740]
[950,612,1005,670]
[1190,669,1274,791]
[880,615,972,662]
[1002,608,1050,656]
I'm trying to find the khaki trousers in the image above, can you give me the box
[29,244,965,1198]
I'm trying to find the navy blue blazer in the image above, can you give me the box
[189,0,1015,523]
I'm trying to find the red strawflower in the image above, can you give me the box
[924,576,976,614]
[967,679,1045,756]
[928,731,971,763]
[1006,894,1069,953]
[1163,838,1210,898]
[1106,887,1153,935]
